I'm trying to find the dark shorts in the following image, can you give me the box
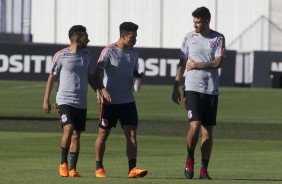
[184,91,218,126]
[57,105,87,131]
[99,102,138,129]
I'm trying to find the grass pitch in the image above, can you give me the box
[1,132,282,184]
[1,80,282,183]
[1,80,282,124]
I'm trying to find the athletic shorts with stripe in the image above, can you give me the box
[57,105,87,131]
[99,102,138,129]
[184,91,218,126]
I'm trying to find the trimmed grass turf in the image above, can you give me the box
[1,132,282,184]
[1,80,282,183]
[1,80,282,124]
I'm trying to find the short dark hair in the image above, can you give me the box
[192,6,211,22]
[119,22,139,36]
[68,25,87,40]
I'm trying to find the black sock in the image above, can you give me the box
[187,148,194,160]
[201,159,209,171]
[69,152,79,170]
[128,159,136,172]
[61,147,69,164]
[96,161,103,170]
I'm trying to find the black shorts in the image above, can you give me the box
[184,91,218,126]
[58,105,87,131]
[99,102,138,129]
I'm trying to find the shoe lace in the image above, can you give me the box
[186,159,194,171]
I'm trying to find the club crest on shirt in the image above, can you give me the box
[208,39,217,49]
[82,56,88,65]
[127,53,135,63]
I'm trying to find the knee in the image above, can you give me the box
[189,122,201,133]
[202,127,213,140]
[97,130,109,143]
[129,136,137,146]
[71,131,81,142]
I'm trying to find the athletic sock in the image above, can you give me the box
[187,148,194,161]
[61,147,69,164]
[96,161,103,170]
[69,152,79,170]
[128,159,136,172]
[201,159,209,171]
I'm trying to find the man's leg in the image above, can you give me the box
[185,121,201,179]
[187,121,201,159]
[124,125,147,178]
[95,128,110,177]
[199,125,213,179]
[68,130,81,177]
[123,125,137,171]
[60,124,74,177]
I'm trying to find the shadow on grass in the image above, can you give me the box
[1,117,282,140]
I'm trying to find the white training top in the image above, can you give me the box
[97,43,139,104]
[180,30,226,95]
[50,48,94,108]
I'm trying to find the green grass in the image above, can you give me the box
[1,132,282,184]
[1,80,282,124]
[1,80,282,183]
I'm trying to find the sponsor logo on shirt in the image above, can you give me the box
[52,62,58,74]
[68,59,81,63]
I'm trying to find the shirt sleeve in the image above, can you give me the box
[97,48,110,69]
[215,35,226,58]
[134,50,139,71]
[88,55,95,75]
[180,36,189,61]
[50,52,62,76]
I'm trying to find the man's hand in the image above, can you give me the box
[186,58,196,71]
[101,88,112,104]
[96,91,103,104]
[172,81,181,105]
[43,100,51,113]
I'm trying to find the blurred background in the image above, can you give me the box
[1,0,282,87]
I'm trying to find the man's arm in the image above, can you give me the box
[172,58,186,105]
[43,75,55,113]
[88,73,98,92]
[187,56,223,70]
[94,66,112,103]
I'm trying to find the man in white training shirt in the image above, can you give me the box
[172,6,226,180]
[43,25,97,178]
[94,22,147,178]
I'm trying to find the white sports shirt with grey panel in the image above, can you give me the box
[50,48,94,109]
[180,30,226,95]
[97,43,139,104]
